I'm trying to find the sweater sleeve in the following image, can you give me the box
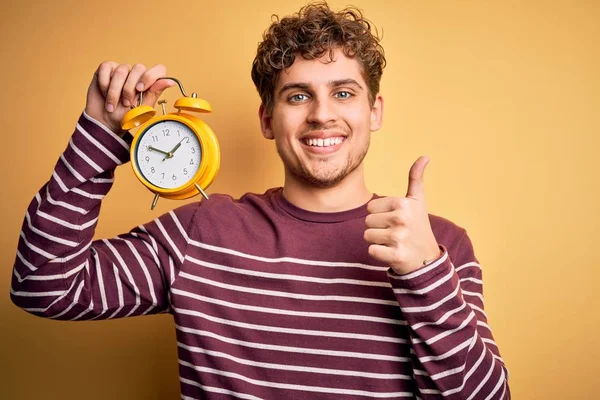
[388,230,510,399]
[10,112,197,320]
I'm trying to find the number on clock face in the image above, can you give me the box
[135,121,202,189]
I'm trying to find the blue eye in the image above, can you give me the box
[290,93,309,102]
[335,91,352,99]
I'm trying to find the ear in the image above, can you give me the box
[370,94,384,132]
[259,104,275,140]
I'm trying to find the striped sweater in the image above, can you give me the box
[11,112,510,399]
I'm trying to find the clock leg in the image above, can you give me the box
[151,193,160,210]
[194,183,209,200]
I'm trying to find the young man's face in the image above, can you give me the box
[260,48,383,189]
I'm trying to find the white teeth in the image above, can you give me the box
[304,137,344,147]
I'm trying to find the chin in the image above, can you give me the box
[293,164,352,189]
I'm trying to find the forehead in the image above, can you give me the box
[275,49,366,90]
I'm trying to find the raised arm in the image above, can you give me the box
[9,62,196,321]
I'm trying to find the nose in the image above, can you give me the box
[307,98,337,126]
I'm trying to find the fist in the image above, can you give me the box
[364,156,441,275]
[85,62,174,134]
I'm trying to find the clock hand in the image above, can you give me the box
[162,138,186,161]
[147,146,171,156]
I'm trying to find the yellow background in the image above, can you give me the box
[1,0,598,399]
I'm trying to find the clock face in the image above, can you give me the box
[134,120,202,189]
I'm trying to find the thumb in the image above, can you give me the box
[143,79,176,106]
[406,156,429,199]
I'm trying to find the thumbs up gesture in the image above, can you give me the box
[364,156,442,275]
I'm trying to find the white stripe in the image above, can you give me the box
[50,280,86,319]
[483,338,501,352]
[428,335,487,396]
[44,189,88,214]
[393,266,454,295]
[413,311,476,346]
[10,288,66,297]
[187,239,387,272]
[173,306,407,344]
[21,271,83,313]
[180,378,262,400]
[52,171,70,192]
[469,303,488,319]
[172,288,406,325]
[175,324,410,362]
[388,251,448,281]
[169,256,175,285]
[477,320,493,332]
[178,359,413,398]
[19,231,56,259]
[186,255,391,288]
[169,209,189,238]
[483,368,506,400]
[72,187,105,200]
[37,209,98,231]
[92,249,108,312]
[90,177,114,183]
[52,170,103,199]
[130,232,161,266]
[155,218,184,262]
[401,284,461,313]
[102,240,141,317]
[463,289,485,303]
[178,341,411,379]
[179,271,398,306]
[418,334,474,363]
[77,122,123,165]
[171,213,387,273]
[138,225,159,253]
[108,263,125,319]
[430,363,466,381]
[71,299,94,320]
[460,277,482,285]
[455,261,481,273]
[68,139,103,172]
[82,110,130,151]
[48,240,91,263]
[60,155,85,182]
[121,238,158,306]
[412,302,468,330]
[25,211,79,247]
[16,250,38,271]
[466,350,497,400]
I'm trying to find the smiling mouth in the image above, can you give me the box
[301,137,346,147]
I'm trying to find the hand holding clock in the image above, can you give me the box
[85,62,175,134]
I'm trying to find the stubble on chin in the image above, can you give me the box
[278,139,370,189]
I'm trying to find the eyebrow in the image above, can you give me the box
[277,79,364,97]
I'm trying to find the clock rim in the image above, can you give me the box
[129,113,216,197]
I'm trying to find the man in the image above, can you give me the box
[11,3,509,399]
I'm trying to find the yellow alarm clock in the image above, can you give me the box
[121,77,220,210]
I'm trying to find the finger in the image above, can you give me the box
[364,228,392,245]
[367,196,411,214]
[105,64,131,112]
[136,64,174,105]
[406,156,429,200]
[121,63,147,107]
[96,61,118,98]
[368,244,397,264]
[365,210,407,229]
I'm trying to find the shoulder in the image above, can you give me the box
[191,188,280,214]
[169,188,281,226]
[428,213,469,252]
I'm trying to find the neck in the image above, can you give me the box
[282,165,372,212]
